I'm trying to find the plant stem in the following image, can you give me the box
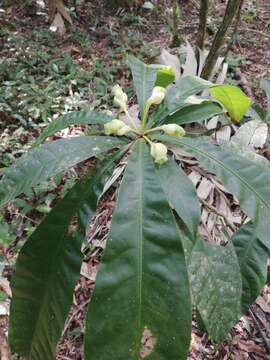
[142,103,151,129]
[201,0,243,79]
[224,0,244,56]
[143,135,152,145]
[144,127,163,135]
[196,0,209,51]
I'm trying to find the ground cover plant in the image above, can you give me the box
[0,55,270,359]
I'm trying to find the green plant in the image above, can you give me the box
[1,56,269,359]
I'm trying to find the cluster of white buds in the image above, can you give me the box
[107,83,186,165]
[104,119,132,136]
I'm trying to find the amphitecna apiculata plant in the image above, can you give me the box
[0,56,269,360]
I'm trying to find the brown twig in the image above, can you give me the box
[200,198,235,231]
[196,0,209,52]
[62,298,90,337]
[201,0,243,79]
[249,308,270,354]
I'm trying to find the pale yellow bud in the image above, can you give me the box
[116,124,132,136]
[150,142,168,165]
[184,95,206,105]
[104,119,131,136]
[161,124,186,137]
[147,86,166,106]
[112,84,128,112]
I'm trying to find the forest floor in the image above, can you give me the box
[0,0,270,359]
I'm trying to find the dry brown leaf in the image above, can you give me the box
[0,338,11,360]
[0,277,11,297]
[256,296,270,314]
[238,340,267,355]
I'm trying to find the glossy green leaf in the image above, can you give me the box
[156,135,270,251]
[8,153,121,359]
[165,76,212,113]
[231,222,268,313]
[210,85,251,123]
[127,56,158,115]
[85,139,192,360]
[165,102,223,125]
[178,226,242,342]
[0,136,126,208]
[35,111,113,146]
[156,158,200,238]
[190,239,241,342]
[155,66,175,88]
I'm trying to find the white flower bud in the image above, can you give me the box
[104,119,131,136]
[147,86,166,106]
[184,95,206,105]
[112,84,128,112]
[161,124,186,137]
[150,142,168,165]
[116,124,132,136]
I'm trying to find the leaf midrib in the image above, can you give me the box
[136,139,143,355]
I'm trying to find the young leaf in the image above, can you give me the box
[127,56,158,115]
[158,48,181,80]
[8,153,121,358]
[155,135,270,251]
[210,85,251,123]
[85,139,192,360]
[35,111,113,146]
[0,136,126,208]
[231,222,268,314]
[155,66,175,88]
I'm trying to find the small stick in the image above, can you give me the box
[200,198,235,231]
[62,299,90,337]
[249,308,270,354]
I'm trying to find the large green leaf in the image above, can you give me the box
[165,102,223,125]
[165,76,212,113]
[0,136,126,208]
[35,111,113,146]
[231,222,268,313]
[155,135,270,251]
[127,56,158,116]
[85,139,192,360]
[8,153,121,359]
[177,223,242,342]
[210,85,251,123]
[156,158,200,238]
